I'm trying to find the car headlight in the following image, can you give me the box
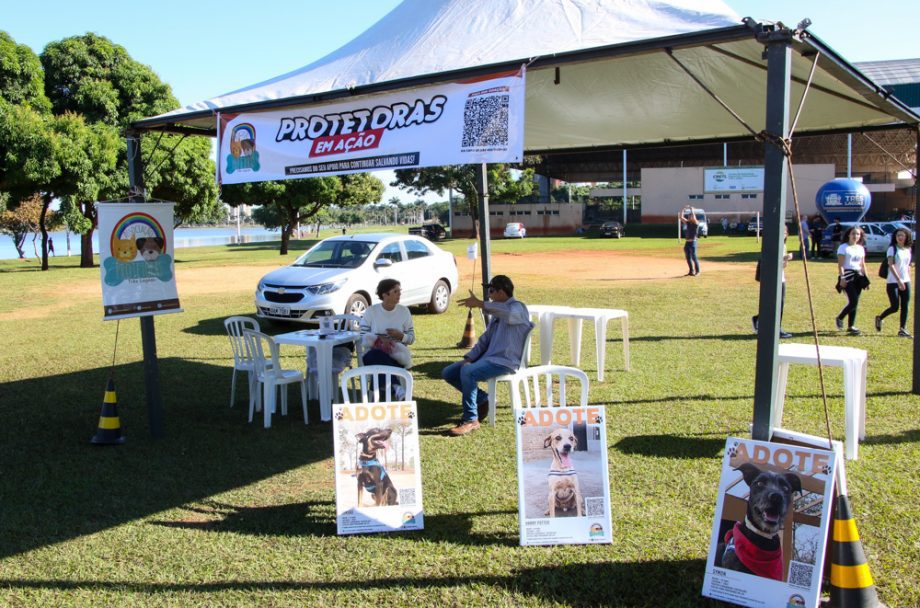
[306,279,346,295]
[257,280,266,292]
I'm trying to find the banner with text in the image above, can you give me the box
[702,437,836,608]
[515,406,612,546]
[96,202,182,320]
[218,70,525,184]
[704,167,764,193]
[332,400,424,535]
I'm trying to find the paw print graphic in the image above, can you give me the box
[726,442,738,458]
[593,414,603,424]
[517,415,527,425]
[407,411,415,419]
[821,463,831,475]
[334,410,344,421]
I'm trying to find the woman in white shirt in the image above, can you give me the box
[835,227,868,335]
[875,227,913,338]
[359,278,415,369]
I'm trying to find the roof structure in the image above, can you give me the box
[134,0,920,151]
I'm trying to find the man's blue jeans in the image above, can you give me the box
[442,359,513,422]
[683,239,700,274]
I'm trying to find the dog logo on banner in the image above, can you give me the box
[226,123,260,174]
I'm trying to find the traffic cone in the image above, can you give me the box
[90,378,125,445]
[457,308,476,348]
[828,494,879,607]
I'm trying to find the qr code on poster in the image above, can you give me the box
[461,95,509,148]
[585,497,605,517]
[787,561,813,588]
[398,488,417,505]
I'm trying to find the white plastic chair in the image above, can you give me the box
[327,313,362,332]
[242,329,308,428]
[516,365,590,409]
[224,316,269,408]
[485,327,534,426]
[339,365,414,404]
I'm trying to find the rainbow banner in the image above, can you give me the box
[96,202,182,320]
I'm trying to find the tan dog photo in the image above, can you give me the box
[544,427,583,517]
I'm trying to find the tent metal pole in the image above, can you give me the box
[622,149,628,225]
[913,127,920,393]
[475,163,492,317]
[126,131,166,439]
[751,32,793,441]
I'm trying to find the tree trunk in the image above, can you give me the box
[40,196,51,271]
[280,225,291,255]
[80,229,95,267]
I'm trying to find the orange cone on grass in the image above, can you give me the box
[457,308,476,348]
[90,378,124,445]
[828,494,879,607]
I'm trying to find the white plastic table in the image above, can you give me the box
[529,305,630,381]
[274,329,362,422]
[773,343,868,460]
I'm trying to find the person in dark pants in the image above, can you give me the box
[48,237,55,256]
[679,205,701,276]
[835,226,867,335]
[875,227,913,338]
[809,215,825,258]
[753,226,793,338]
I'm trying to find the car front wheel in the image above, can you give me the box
[428,280,451,314]
[344,293,369,317]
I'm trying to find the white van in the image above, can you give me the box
[681,207,709,237]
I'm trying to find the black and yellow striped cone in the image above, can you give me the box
[829,495,878,607]
[457,308,476,348]
[90,378,124,445]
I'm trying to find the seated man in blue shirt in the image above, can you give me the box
[441,274,533,436]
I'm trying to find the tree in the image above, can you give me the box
[40,34,219,266]
[392,164,534,230]
[0,195,50,259]
[223,173,384,255]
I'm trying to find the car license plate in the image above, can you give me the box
[268,305,290,316]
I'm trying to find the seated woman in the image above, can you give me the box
[359,279,415,373]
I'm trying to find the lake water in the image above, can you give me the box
[2,226,283,260]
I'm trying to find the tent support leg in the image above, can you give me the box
[475,164,492,319]
[752,33,792,441]
[127,131,166,439]
[913,127,920,393]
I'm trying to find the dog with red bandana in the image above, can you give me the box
[715,462,801,580]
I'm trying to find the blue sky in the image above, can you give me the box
[4,0,917,200]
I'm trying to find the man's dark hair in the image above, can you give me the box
[489,274,514,297]
[376,278,401,299]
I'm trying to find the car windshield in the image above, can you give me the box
[292,240,375,269]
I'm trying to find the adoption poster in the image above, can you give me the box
[702,437,837,608]
[217,69,525,184]
[96,202,181,320]
[332,400,424,535]
[514,406,612,546]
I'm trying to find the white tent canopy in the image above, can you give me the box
[136,0,919,148]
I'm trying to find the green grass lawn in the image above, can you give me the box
[0,233,916,607]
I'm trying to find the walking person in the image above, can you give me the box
[835,226,868,335]
[752,226,793,338]
[680,205,701,276]
[875,227,913,338]
[798,215,810,259]
[48,237,55,256]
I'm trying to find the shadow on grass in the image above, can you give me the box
[0,558,718,606]
[150,500,518,545]
[613,434,727,459]
[861,428,920,446]
[0,358,334,560]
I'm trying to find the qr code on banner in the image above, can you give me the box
[585,497,605,517]
[787,561,813,588]
[461,95,510,148]
[398,488,417,506]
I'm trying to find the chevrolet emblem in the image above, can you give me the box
[277,288,286,295]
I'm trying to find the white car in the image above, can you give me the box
[504,222,527,238]
[255,233,458,322]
